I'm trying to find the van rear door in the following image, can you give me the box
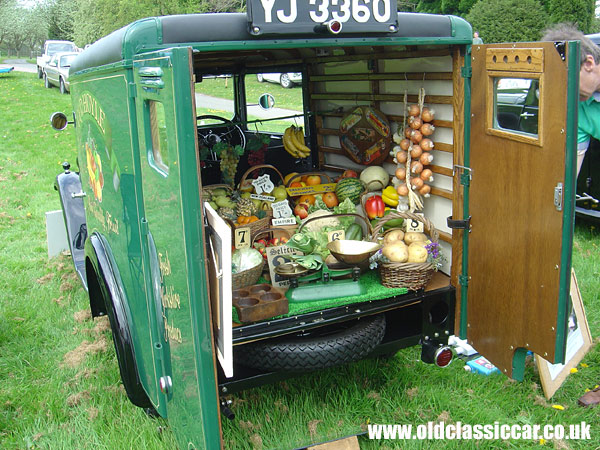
[464,41,578,380]
[133,47,222,449]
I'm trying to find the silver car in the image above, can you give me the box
[44,52,78,94]
[256,72,302,88]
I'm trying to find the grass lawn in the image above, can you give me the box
[1,71,599,449]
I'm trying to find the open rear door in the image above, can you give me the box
[466,42,578,380]
[133,47,222,448]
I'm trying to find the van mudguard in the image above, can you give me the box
[84,232,152,409]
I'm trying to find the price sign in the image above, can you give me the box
[271,199,293,219]
[234,227,251,249]
[406,214,424,233]
[327,229,345,242]
[252,174,275,195]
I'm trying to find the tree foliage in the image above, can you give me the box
[466,0,551,43]
[547,0,595,33]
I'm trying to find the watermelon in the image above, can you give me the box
[335,177,365,204]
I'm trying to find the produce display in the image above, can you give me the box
[283,125,311,158]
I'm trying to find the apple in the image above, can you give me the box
[305,175,321,186]
[268,236,289,246]
[294,202,310,219]
[341,169,359,179]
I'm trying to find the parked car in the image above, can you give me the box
[256,72,302,88]
[44,52,78,94]
[37,40,78,79]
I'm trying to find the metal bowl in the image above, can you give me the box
[326,240,381,265]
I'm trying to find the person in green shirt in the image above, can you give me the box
[542,23,600,175]
[472,31,483,45]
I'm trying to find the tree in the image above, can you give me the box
[547,0,595,33]
[466,0,550,43]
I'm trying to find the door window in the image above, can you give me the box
[493,77,540,136]
[147,101,169,176]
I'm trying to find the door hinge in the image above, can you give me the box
[141,218,149,236]
[128,82,137,98]
[453,164,472,186]
[459,275,469,287]
[461,66,472,78]
[554,183,563,211]
[447,216,471,230]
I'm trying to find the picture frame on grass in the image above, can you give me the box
[536,269,592,399]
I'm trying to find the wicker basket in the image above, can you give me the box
[371,211,439,291]
[252,226,296,273]
[232,262,263,290]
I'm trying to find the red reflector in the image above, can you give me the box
[435,348,453,367]
[329,21,341,34]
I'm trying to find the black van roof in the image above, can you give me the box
[70,12,472,74]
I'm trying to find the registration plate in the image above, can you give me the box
[248,0,398,35]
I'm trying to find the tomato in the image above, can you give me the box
[322,192,339,208]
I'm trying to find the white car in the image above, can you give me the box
[37,40,78,78]
[256,72,301,88]
[44,52,79,94]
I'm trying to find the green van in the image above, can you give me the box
[52,4,579,448]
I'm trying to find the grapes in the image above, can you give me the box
[220,146,239,185]
[247,144,268,166]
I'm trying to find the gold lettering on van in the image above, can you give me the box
[163,312,182,344]
[78,92,106,134]
[158,251,172,279]
[161,285,181,309]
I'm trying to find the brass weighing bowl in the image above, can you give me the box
[326,240,382,265]
[274,262,310,279]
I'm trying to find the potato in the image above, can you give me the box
[382,242,408,263]
[408,241,427,249]
[407,245,428,263]
[383,229,405,246]
[404,232,427,245]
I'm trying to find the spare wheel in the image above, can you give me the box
[236,314,386,371]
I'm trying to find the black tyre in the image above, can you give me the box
[59,77,66,94]
[236,314,386,371]
[280,73,293,88]
[37,67,43,79]
[44,73,50,88]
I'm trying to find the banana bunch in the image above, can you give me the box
[283,125,311,159]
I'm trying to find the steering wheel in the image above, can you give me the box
[196,115,246,155]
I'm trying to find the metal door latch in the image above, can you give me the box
[554,183,563,211]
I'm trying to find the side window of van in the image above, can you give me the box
[245,72,304,134]
[147,101,169,176]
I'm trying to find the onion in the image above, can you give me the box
[411,161,424,174]
[410,145,423,158]
[408,104,420,116]
[419,184,431,196]
[395,167,406,179]
[411,177,424,189]
[396,151,408,163]
[400,138,411,151]
[420,168,433,181]
[420,152,433,165]
[409,115,423,130]
[420,123,435,136]
[410,129,423,144]
[420,138,434,151]
[396,183,409,196]
[421,107,435,122]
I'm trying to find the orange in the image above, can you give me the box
[248,216,259,223]
[322,192,339,208]
[298,194,316,205]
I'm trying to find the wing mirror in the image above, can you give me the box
[50,112,74,130]
[258,93,275,110]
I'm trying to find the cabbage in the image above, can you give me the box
[232,248,263,274]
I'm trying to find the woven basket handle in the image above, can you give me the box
[286,172,333,188]
[202,183,234,198]
[238,164,285,189]
[297,212,373,238]
[371,211,438,243]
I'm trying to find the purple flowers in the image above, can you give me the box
[425,242,439,258]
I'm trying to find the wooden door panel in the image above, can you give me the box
[468,43,574,379]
